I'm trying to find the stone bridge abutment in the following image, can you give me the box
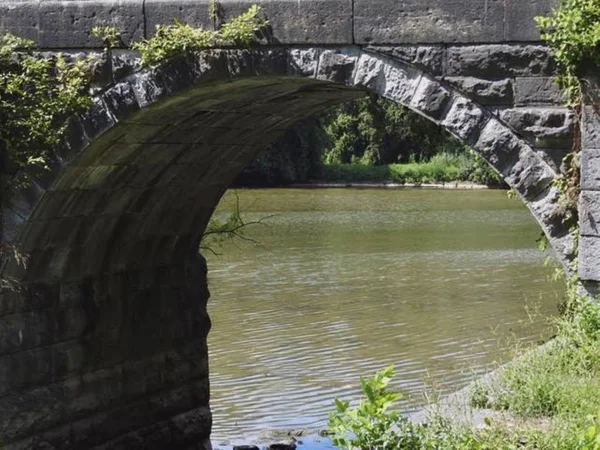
[0,0,598,447]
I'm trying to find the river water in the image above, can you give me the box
[205,188,564,446]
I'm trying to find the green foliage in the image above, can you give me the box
[536,0,600,107]
[133,5,268,66]
[323,95,461,165]
[320,151,503,186]
[91,25,121,49]
[328,365,420,450]
[0,33,93,189]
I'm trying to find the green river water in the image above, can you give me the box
[205,188,564,446]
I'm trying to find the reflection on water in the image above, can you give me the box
[206,188,563,443]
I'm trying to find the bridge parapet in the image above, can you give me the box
[1,0,554,48]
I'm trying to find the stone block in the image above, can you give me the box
[514,77,565,106]
[441,96,487,144]
[2,207,26,243]
[0,1,39,43]
[580,191,600,237]
[316,49,359,85]
[581,148,600,191]
[474,119,523,173]
[0,310,55,355]
[583,106,600,150]
[534,147,570,174]
[369,46,444,76]
[288,48,320,78]
[446,45,556,78]
[500,107,574,149]
[503,148,556,200]
[445,77,513,106]
[354,0,504,44]
[52,341,86,380]
[102,81,141,123]
[144,0,353,44]
[81,98,117,143]
[55,306,88,341]
[579,236,600,281]
[527,186,568,238]
[410,77,452,120]
[4,347,53,392]
[505,0,553,42]
[37,0,144,48]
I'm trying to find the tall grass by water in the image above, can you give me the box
[320,153,504,187]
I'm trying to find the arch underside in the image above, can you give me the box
[0,47,578,449]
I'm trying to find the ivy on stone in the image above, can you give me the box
[536,0,600,107]
[133,5,268,67]
[0,33,93,190]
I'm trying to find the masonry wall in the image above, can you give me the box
[0,255,212,449]
[0,0,556,48]
[580,78,600,289]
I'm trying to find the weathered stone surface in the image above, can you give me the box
[534,148,571,174]
[316,49,359,84]
[514,77,565,106]
[583,106,600,150]
[441,96,487,143]
[580,191,600,237]
[144,0,353,44]
[500,108,574,149]
[474,119,523,172]
[580,236,600,281]
[581,148,600,191]
[445,77,513,106]
[505,0,553,42]
[354,0,505,44]
[410,77,452,120]
[503,148,556,200]
[369,46,444,75]
[353,54,420,104]
[37,0,144,48]
[0,1,40,42]
[288,48,320,78]
[446,46,556,78]
[528,186,571,238]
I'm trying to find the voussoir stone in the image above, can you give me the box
[410,77,452,120]
[441,96,487,143]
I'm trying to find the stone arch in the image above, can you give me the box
[0,46,576,449]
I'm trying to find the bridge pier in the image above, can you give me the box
[0,255,212,449]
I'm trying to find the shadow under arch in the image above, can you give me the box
[0,46,577,449]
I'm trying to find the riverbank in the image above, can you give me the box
[288,181,489,189]
[316,158,504,188]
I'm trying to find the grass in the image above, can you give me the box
[320,153,504,187]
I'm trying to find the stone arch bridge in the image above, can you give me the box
[1,1,600,448]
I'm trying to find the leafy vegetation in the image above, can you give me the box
[0,33,93,190]
[321,152,503,186]
[323,95,465,166]
[536,0,600,107]
[132,5,268,66]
